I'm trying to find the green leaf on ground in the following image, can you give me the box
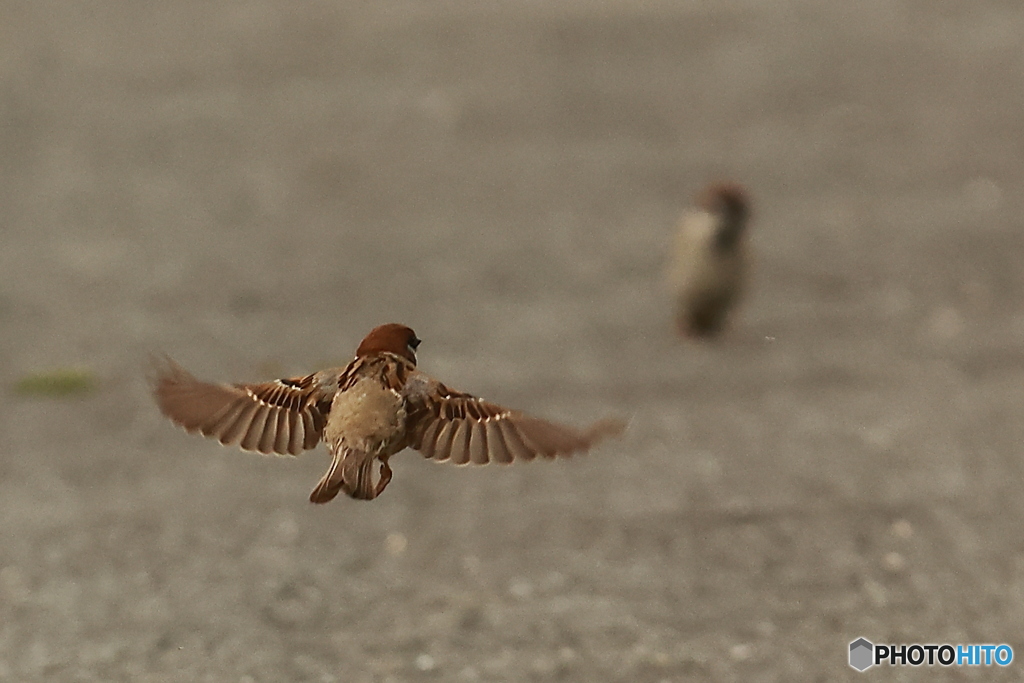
[14,368,97,397]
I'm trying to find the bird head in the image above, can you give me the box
[356,324,421,364]
[699,182,750,252]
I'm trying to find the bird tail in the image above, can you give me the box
[677,291,730,338]
[309,449,382,503]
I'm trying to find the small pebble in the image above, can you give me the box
[890,519,913,539]
[730,644,752,661]
[882,551,906,573]
[863,579,887,607]
[385,533,407,556]
[462,556,481,578]
[509,579,533,599]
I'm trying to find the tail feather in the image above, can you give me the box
[309,448,383,503]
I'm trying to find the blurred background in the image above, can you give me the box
[3,0,1024,680]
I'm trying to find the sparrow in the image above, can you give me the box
[152,324,625,503]
[666,182,751,338]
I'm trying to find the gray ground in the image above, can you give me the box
[3,0,1024,680]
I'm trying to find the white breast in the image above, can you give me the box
[667,209,745,296]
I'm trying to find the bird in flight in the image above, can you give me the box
[152,324,625,503]
[667,182,752,338]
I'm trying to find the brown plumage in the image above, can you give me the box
[152,323,625,503]
[667,182,751,338]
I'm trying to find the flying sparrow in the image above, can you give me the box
[666,182,751,338]
[152,324,625,503]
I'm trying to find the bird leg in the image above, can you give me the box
[374,456,393,498]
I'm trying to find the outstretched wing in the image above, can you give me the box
[403,372,625,466]
[151,356,339,456]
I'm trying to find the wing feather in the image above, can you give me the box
[272,409,291,455]
[403,371,624,465]
[151,356,337,456]
[449,420,473,465]
[483,420,512,464]
[432,420,458,463]
[419,419,442,459]
[468,421,489,464]
[255,406,281,454]
[217,400,260,446]
[497,419,536,462]
[286,410,304,455]
[242,404,273,452]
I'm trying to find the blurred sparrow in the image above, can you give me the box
[666,182,751,338]
[152,324,625,503]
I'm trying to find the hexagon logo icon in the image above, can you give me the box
[849,638,874,671]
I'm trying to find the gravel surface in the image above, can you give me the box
[3,1,1024,680]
